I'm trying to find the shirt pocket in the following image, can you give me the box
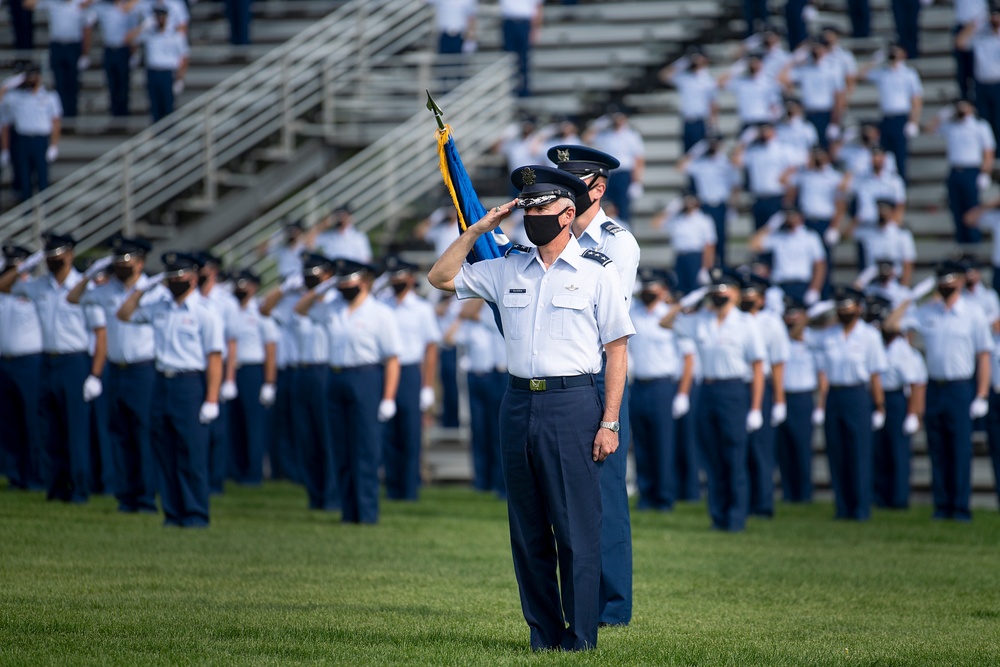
[549,294,589,341]
[501,293,532,340]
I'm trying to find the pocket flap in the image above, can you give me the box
[551,294,587,310]
[502,293,532,308]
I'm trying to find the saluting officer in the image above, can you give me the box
[378,255,442,501]
[429,165,633,651]
[117,252,224,527]
[652,190,716,295]
[750,207,827,304]
[775,296,819,503]
[296,258,401,525]
[316,205,373,264]
[812,286,887,521]
[733,122,798,230]
[24,0,93,117]
[547,144,640,627]
[677,133,742,265]
[90,0,142,117]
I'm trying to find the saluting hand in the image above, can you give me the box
[471,199,517,235]
[593,428,617,463]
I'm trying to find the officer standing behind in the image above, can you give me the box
[379,255,441,501]
[775,296,819,503]
[677,134,742,265]
[126,6,188,123]
[784,147,849,287]
[719,52,783,130]
[779,39,846,149]
[0,63,62,203]
[584,111,646,225]
[118,253,223,527]
[860,45,923,183]
[547,144,639,627]
[429,165,633,651]
[733,122,798,230]
[652,191,716,295]
[315,205,373,264]
[750,207,827,304]
[24,0,92,118]
[957,8,1000,142]
[296,259,401,525]
[659,48,719,152]
[91,0,141,117]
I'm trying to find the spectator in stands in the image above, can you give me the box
[539,116,581,164]
[749,207,826,304]
[821,26,858,98]
[91,0,142,117]
[254,220,320,279]
[758,27,790,81]
[141,0,188,33]
[127,5,188,123]
[732,122,797,230]
[414,205,460,258]
[650,191,715,294]
[926,98,996,244]
[225,0,252,45]
[499,0,542,97]
[776,98,818,166]
[0,63,62,203]
[861,44,923,183]
[659,47,718,152]
[847,148,906,268]
[952,0,989,102]
[427,0,477,55]
[847,0,870,39]
[585,109,645,224]
[316,204,373,263]
[961,255,1000,329]
[862,199,916,286]
[835,120,899,177]
[677,133,741,265]
[965,198,1000,292]
[891,0,922,60]
[495,117,542,197]
[719,52,783,130]
[779,39,846,150]
[957,8,1000,143]
[24,0,93,118]
[862,259,912,309]
[784,147,848,290]
[8,0,35,50]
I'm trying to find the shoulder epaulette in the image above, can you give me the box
[505,243,531,257]
[601,221,626,236]
[581,249,612,266]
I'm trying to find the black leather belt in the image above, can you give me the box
[158,370,200,379]
[509,374,594,392]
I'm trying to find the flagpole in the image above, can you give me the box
[426,90,445,131]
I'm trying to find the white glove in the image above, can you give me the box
[679,286,709,309]
[172,78,185,96]
[854,264,879,289]
[0,256,5,273]
[0,150,9,168]
[135,272,165,292]
[739,126,759,145]
[82,375,103,402]
[825,123,842,142]
[377,398,397,422]
[771,402,787,427]
[259,382,276,407]
[220,380,238,401]
[765,211,786,231]
[461,39,477,54]
[280,272,304,292]
[686,139,710,160]
[672,392,691,419]
[46,145,58,163]
[671,56,691,72]
[313,276,337,294]
[19,249,45,273]
[129,51,142,69]
[807,299,835,319]
[2,72,25,91]
[627,182,644,200]
[664,197,684,217]
[141,15,156,31]
[970,396,989,419]
[903,413,920,435]
[872,410,886,431]
[199,401,220,424]
[823,227,841,246]
[802,4,819,20]
[746,409,763,433]
[804,288,820,306]
[77,55,90,71]
[697,268,711,286]
[909,276,937,301]
[978,172,992,191]
[904,121,919,139]
[419,386,435,412]
[870,48,886,65]
[812,408,825,426]
[85,255,114,280]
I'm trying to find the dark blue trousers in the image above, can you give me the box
[269,367,298,482]
[847,0,870,37]
[675,252,702,295]
[147,68,175,122]
[955,27,975,102]
[103,45,130,116]
[948,168,982,244]
[596,365,631,626]
[384,363,422,500]
[977,81,1000,157]
[674,383,702,501]
[892,0,920,59]
[208,398,229,494]
[151,372,210,527]
[775,390,813,502]
[468,370,506,495]
[438,32,463,54]
[779,281,810,304]
[41,353,91,503]
[698,380,750,531]
[748,382,775,516]
[224,0,252,44]
[743,0,768,35]
[925,379,974,520]
[807,111,833,150]
[439,346,460,427]
[49,41,81,117]
[13,134,48,202]
[8,0,33,50]
[873,389,910,508]
[702,203,727,266]
[784,0,808,49]
[293,364,337,510]
[751,195,783,230]
[985,388,1000,508]
[328,365,383,524]
[825,385,872,520]
[0,354,44,489]
[90,386,114,495]
[502,18,532,97]
[630,377,678,510]
[683,119,706,153]
[230,364,266,485]
[500,381,603,651]
[106,362,157,512]
[605,169,634,224]
[880,114,909,183]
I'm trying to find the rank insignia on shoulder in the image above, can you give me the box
[505,243,531,257]
[601,221,625,236]
[581,249,612,266]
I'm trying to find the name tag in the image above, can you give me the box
[508,289,526,294]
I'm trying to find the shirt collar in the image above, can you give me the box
[580,208,610,244]
[525,233,583,271]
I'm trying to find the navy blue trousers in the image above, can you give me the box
[775,390,813,502]
[674,382,702,501]
[630,377,678,510]
[873,389,911,509]
[106,362,157,512]
[208,397,229,495]
[502,18,532,97]
[151,372,210,527]
[985,388,1000,508]
[925,379,974,520]
[438,32,463,54]
[785,0,808,49]
[748,382,775,516]
[751,195,783,230]
[977,81,1000,146]
[468,370,506,495]
[293,364,337,510]
[147,68,174,122]
[955,26,975,102]
[596,365,631,626]
[13,134,48,202]
[0,353,44,489]
[8,0,33,50]
[892,0,920,60]
[698,380,750,531]
[224,0,252,44]
[881,114,909,183]
[41,353,91,503]
[104,45,130,117]
[328,365,383,524]
[825,385,872,520]
[269,367,298,482]
[675,252,702,295]
[948,168,982,244]
[702,203,727,266]
[807,110,832,151]
[439,347,460,427]
[230,364,266,485]
[384,363,422,500]
[605,169,634,224]
[847,0,870,37]
[683,119,706,153]
[90,386,115,495]
[778,281,810,303]
[743,0,768,35]
[49,41,80,117]
[500,381,603,651]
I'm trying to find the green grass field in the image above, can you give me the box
[2,484,1000,666]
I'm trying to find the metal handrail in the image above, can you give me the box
[214,54,517,282]
[0,0,433,252]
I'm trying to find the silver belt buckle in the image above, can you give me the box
[529,378,547,392]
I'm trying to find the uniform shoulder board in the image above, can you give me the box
[505,243,531,257]
[581,249,612,266]
[601,221,626,236]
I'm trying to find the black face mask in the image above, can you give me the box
[168,280,191,299]
[234,289,250,302]
[837,310,858,325]
[46,258,66,274]
[304,274,322,290]
[524,207,570,247]
[338,285,361,302]
[739,299,756,312]
[938,285,958,300]
[639,291,658,306]
[391,281,408,296]
[710,293,730,308]
[113,265,135,282]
